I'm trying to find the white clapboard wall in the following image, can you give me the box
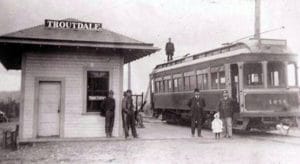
[21,50,123,140]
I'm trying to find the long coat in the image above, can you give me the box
[187,97,206,118]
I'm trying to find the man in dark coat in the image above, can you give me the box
[218,90,234,138]
[187,88,206,137]
[165,38,175,61]
[103,90,115,138]
[122,89,138,138]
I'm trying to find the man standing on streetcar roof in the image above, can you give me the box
[165,38,175,61]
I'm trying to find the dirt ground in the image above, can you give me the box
[1,118,300,164]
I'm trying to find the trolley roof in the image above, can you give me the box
[153,38,292,74]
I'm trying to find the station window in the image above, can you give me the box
[287,63,297,86]
[267,62,285,87]
[244,63,263,87]
[87,71,109,112]
[197,73,208,90]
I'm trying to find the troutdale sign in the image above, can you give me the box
[45,19,102,31]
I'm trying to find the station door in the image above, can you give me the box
[37,81,61,137]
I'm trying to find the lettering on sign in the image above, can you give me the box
[89,96,106,101]
[45,19,102,31]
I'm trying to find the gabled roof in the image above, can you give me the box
[0,18,160,69]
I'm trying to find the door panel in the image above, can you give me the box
[38,82,61,137]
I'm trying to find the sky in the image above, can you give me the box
[0,0,299,93]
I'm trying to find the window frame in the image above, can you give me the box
[243,62,264,88]
[287,62,298,87]
[210,66,225,90]
[196,69,209,90]
[83,67,113,114]
[267,61,286,88]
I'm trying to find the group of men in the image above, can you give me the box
[187,89,234,138]
[102,89,138,138]
[102,88,234,139]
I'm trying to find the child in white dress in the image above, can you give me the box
[212,112,223,139]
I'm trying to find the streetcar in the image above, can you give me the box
[149,38,300,130]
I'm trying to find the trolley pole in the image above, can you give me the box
[254,0,261,39]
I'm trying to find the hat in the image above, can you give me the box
[126,89,132,93]
[194,88,200,92]
[214,112,220,118]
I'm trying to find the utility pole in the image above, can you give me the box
[128,63,131,90]
[254,0,261,39]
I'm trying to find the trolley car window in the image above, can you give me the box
[244,63,263,87]
[219,71,226,89]
[211,72,218,89]
[197,74,208,90]
[287,63,297,86]
[173,78,179,91]
[190,76,196,90]
[184,76,190,91]
[178,77,183,91]
[164,79,172,92]
[160,81,164,92]
[267,62,285,87]
[173,77,183,92]
[168,80,172,91]
[155,81,158,93]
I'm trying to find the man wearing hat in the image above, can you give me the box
[122,89,138,138]
[218,90,234,138]
[187,88,206,137]
[103,90,115,138]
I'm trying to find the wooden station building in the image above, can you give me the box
[0,19,159,142]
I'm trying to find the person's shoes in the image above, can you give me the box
[198,135,202,137]
[133,135,138,138]
[106,134,109,138]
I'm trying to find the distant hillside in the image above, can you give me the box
[0,91,20,103]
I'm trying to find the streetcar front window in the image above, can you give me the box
[244,63,263,87]
[287,63,297,86]
[267,62,285,87]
